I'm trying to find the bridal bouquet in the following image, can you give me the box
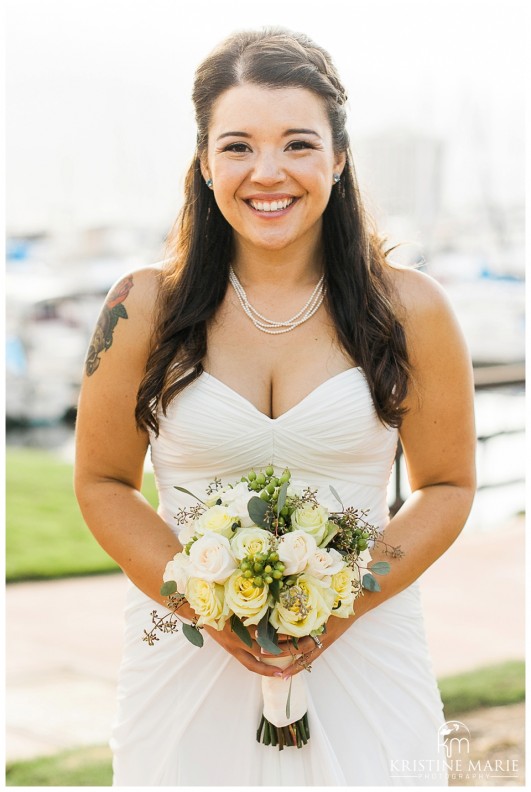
[143,466,402,749]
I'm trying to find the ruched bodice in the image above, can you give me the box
[112,367,446,787]
[151,367,398,535]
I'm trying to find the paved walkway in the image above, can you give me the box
[6,517,525,762]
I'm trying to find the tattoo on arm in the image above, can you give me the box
[85,275,134,376]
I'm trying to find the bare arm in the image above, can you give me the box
[74,268,288,676]
[284,268,477,675]
[74,267,186,608]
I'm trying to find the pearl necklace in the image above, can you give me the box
[228,267,325,335]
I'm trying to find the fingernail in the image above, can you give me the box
[274,672,283,677]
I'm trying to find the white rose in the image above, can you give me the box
[163,552,192,595]
[230,527,273,561]
[277,530,317,576]
[306,547,346,580]
[188,532,237,584]
[218,482,255,528]
[290,504,329,546]
[195,505,239,539]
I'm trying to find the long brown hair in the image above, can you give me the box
[136,28,410,435]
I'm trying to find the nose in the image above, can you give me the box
[250,150,285,186]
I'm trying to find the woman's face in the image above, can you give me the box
[201,83,346,256]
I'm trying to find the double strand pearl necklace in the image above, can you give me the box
[228,266,325,335]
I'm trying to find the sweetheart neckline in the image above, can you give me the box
[201,366,363,422]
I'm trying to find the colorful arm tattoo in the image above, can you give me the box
[85,275,134,376]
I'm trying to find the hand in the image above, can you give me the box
[279,614,359,679]
[202,622,319,678]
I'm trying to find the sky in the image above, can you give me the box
[5,0,527,234]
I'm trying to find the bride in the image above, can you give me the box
[74,28,476,786]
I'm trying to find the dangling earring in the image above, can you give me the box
[206,178,213,189]
[333,173,341,184]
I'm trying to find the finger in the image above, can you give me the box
[235,650,293,678]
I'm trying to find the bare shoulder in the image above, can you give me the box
[386,262,472,394]
[387,262,453,323]
[84,263,162,378]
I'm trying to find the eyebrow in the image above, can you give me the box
[216,128,322,141]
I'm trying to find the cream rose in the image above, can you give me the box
[195,505,239,539]
[163,551,192,595]
[269,574,335,637]
[306,547,346,580]
[277,530,317,575]
[185,577,229,630]
[330,565,359,618]
[188,532,237,584]
[290,504,329,546]
[224,570,271,626]
[230,527,273,561]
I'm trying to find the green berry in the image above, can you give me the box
[272,570,282,580]
[265,465,275,477]
[248,470,257,481]
[266,482,276,495]
[264,575,273,585]
[275,562,285,572]
[280,470,291,483]
[240,560,250,571]
[253,562,263,573]
[260,491,270,501]
[280,506,289,517]
[253,576,264,587]
[264,564,272,574]
[256,473,266,485]
[243,569,253,578]
[269,552,279,562]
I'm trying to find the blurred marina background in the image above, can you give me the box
[6,0,525,528]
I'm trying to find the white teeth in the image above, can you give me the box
[249,198,294,212]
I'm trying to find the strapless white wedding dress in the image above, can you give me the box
[111,368,447,786]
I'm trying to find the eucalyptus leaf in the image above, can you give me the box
[173,485,204,503]
[230,614,253,648]
[182,623,204,647]
[248,497,272,529]
[329,485,343,507]
[160,580,177,597]
[276,481,289,516]
[370,561,391,575]
[257,611,282,655]
[362,573,381,592]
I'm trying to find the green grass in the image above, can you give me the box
[6,448,158,581]
[6,745,112,786]
[5,661,524,786]
[439,659,525,717]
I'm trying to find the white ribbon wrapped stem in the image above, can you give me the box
[260,652,307,728]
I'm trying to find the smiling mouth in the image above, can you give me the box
[246,197,297,213]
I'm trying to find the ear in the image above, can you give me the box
[334,150,347,176]
[199,156,211,184]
